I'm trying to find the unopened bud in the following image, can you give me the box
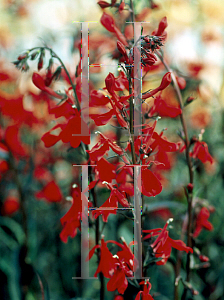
[176,76,186,90]
[105,72,115,94]
[199,255,209,262]
[158,72,172,90]
[186,96,195,105]
[97,1,111,8]
[38,49,45,71]
[17,52,28,61]
[187,183,194,193]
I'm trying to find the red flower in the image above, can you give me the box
[41,114,90,149]
[98,1,111,8]
[49,100,76,119]
[152,16,168,37]
[90,109,114,126]
[1,196,20,216]
[87,238,117,278]
[100,12,128,46]
[142,72,172,100]
[0,90,38,126]
[88,238,133,294]
[5,125,28,157]
[193,207,214,238]
[90,90,110,107]
[114,296,124,300]
[191,141,214,164]
[117,41,129,63]
[87,131,123,162]
[138,167,162,197]
[107,261,131,294]
[135,280,154,300]
[32,72,63,99]
[148,95,182,118]
[116,238,138,271]
[143,220,193,265]
[36,180,62,202]
[92,183,129,222]
[59,115,90,148]
[96,157,116,183]
[60,187,87,243]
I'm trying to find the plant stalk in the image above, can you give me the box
[156,51,194,300]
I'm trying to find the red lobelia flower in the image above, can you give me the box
[193,207,214,238]
[142,72,172,100]
[32,72,63,99]
[36,180,62,202]
[87,131,123,162]
[100,12,128,46]
[138,167,162,197]
[87,237,117,278]
[1,196,20,216]
[190,141,214,164]
[143,220,193,265]
[92,183,129,222]
[107,259,132,294]
[135,279,154,300]
[59,186,87,243]
[148,94,182,118]
[5,125,28,157]
[41,113,90,149]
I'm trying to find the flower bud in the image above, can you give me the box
[114,296,124,300]
[111,0,116,6]
[97,1,111,8]
[199,255,209,262]
[1,196,20,215]
[30,51,39,60]
[17,53,28,61]
[105,72,115,94]
[186,96,195,104]
[187,183,194,193]
[117,41,129,63]
[156,17,168,36]
[119,1,125,13]
[38,49,45,71]
[158,72,172,90]
[100,12,115,33]
[176,76,186,90]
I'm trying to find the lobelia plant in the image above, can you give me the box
[10,0,216,299]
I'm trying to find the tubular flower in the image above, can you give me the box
[148,95,182,118]
[142,72,172,100]
[92,183,129,222]
[86,238,118,278]
[143,220,193,265]
[59,186,88,243]
[190,141,214,164]
[87,238,134,294]
[135,280,154,300]
[193,207,214,238]
[41,114,90,149]
[100,12,128,46]
[36,180,62,202]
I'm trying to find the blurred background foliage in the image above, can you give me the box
[0,0,224,299]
